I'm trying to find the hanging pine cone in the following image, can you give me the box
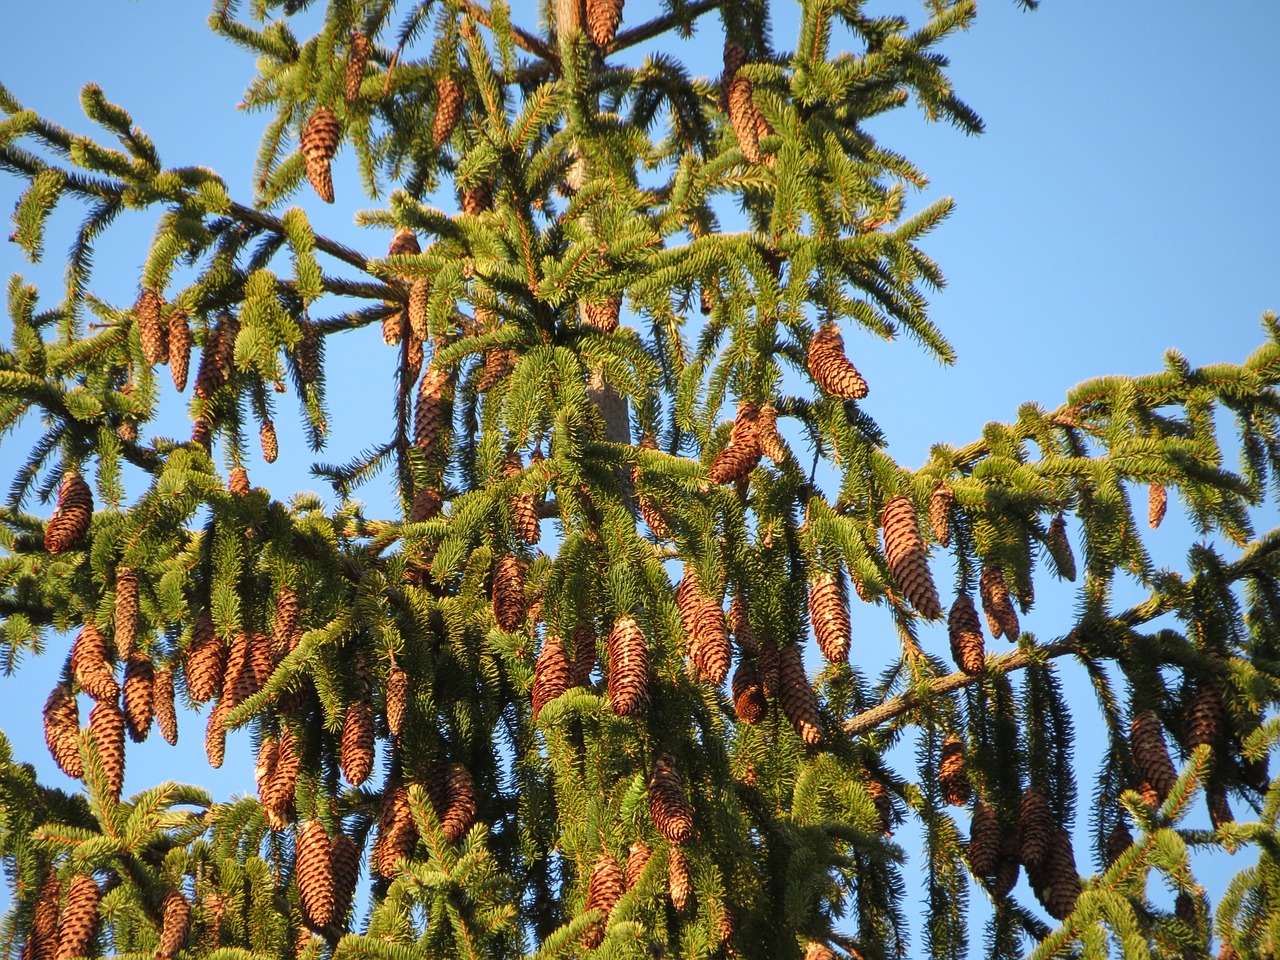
[967,802,1001,880]
[938,737,970,806]
[297,819,336,930]
[217,631,251,708]
[668,845,691,911]
[777,642,821,744]
[427,762,477,843]
[756,402,786,462]
[1185,681,1225,752]
[432,76,463,148]
[302,107,341,203]
[729,594,757,653]
[257,419,278,464]
[881,495,943,619]
[586,0,623,47]
[492,554,526,631]
[461,181,493,215]
[992,836,1021,899]
[71,623,118,702]
[947,594,985,676]
[1207,781,1234,828]
[1130,710,1178,806]
[727,75,762,164]
[381,309,404,347]
[228,467,250,497]
[330,831,360,928]
[54,875,100,960]
[583,852,625,948]
[979,564,1019,640]
[185,613,224,703]
[679,567,731,685]
[864,777,893,834]
[732,658,768,724]
[1030,826,1079,920]
[340,699,375,785]
[709,405,762,485]
[89,699,125,802]
[808,571,851,664]
[638,488,670,539]
[1017,786,1054,869]
[407,279,431,342]
[571,621,597,686]
[28,870,60,960]
[1106,820,1133,865]
[270,587,301,658]
[296,320,321,383]
[136,288,168,365]
[929,482,954,546]
[807,322,868,399]
[532,635,570,720]
[624,841,650,890]
[414,365,453,459]
[194,333,225,401]
[190,416,212,451]
[385,666,409,738]
[649,761,695,844]
[344,30,370,102]
[263,728,299,830]
[45,472,93,554]
[376,780,417,876]
[1149,482,1168,529]
[168,309,191,392]
[255,736,278,803]
[156,891,191,960]
[475,348,516,393]
[607,616,650,717]
[1046,513,1076,581]
[504,453,540,545]
[43,683,83,778]
[122,651,154,743]
[205,701,228,769]
[583,296,621,333]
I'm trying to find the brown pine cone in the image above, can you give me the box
[157,891,191,960]
[929,482,954,546]
[255,735,278,802]
[407,279,431,341]
[297,819,335,930]
[263,728,299,830]
[979,564,1019,640]
[808,571,850,664]
[967,802,1001,880]
[607,616,650,716]
[257,419,278,464]
[504,453,540,545]
[571,621,597,686]
[639,490,670,539]
[344,30,370,102]
[804,945,836,960]
[1017,786,1053,869]
[193,330,225,401]
[414,365,454,460]
[532,635,570,719]
[1185,681,1225,752]
[190,417,212,450]
[71,623,118,702]
[205,700,228,769]
[296,320,322,383]
[168,309,191,391]
[668,845,691,912]
[386,666,408,738]
[756,402,786,463]
[271,587,301,658]
[302,107,341,203]
[492,554,526,631]
[624,841,650,890]
[54,875,101,960]
[649,761,694,844]
[583,852,625,948]
[45,473,93,554]
[1030,826,1079,921]
[1207,781,1234,828]
[376,781,416,876]
[1149,482,1168,529]
[461,181,493,215]
[340,699,375,785]
[777,642,821,744]
[732,658,767,724]
[43,683,83,779]
[862,777,891,835]
[807,322,868,399]
[727,75,762,164]
[1105,820,1133,865]
[1130,710,1178,805]
[729,594,757,653]
[88,699,125,802]
[330,831,361,927]
[1047,513,1076,581]
[709,403,762,485]
[432,77,463,148]
[428,762,476,843]
[684,569,732,685]
[228,467,250,497]
[152,667,177,745]
[185,612,224,703]
[381,309,404,347]
[29,870,60,960]
[583,297,621,333]
[948,594,985,676]
[881,495,942,619]
[992,836,1021,900]
[938,737,970,806]
[586,0,623,47]
[475,348,516,392]
[757,633,779,698]
[409,486,443,524]
[122,651,155,743]
[136,288,168,365]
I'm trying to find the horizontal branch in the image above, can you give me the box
[227,199,371,274]
[458,0,557,64]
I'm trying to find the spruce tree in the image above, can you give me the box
[2,3,1280,960]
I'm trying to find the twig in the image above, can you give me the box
[227,200,370,273]
[458,0,558,64]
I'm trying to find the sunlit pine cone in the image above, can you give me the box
[301,107,341,203]
[754,402,786,463]
[205,700,228,769]
[431,762,476,843]
[193,328,224,401]
[89,698,125,802]
[340,699,375,785]
[607,616,650,717]
[270,587,301,660]
[122,651,155,743]
[263,728,299,830]
[938,736,970,806]
[297,819,336,930]
[532,635,570,720]
[804,944,836,960]
[881,495,943,619]
[71,623,118,702]
[1130,710,1178,805]
[136,288,168,365]
[296,320,322,383]
[228,467,250,497]
[1149,482,1168,529]
[928,481,954,546]
[1185,681,1226,752]
[1046,513,1076,581]
[1137,779,1161,809]
[504,452,540,545]
[185,612,224,703]
[678,567,730,684]
[624,840,650,890]
[475,348,516,393]
[583,852,625,948]
[432,76,463,148]
[28,870,60,960]
[151,666,177,746]
[248,630,273,695]
[43,683,83,778]
[45,472,93,555]
[168,309,191,391]
[461,181,493,215]
[1017,786,1053,869]
[492,554,526,632]
[649,761,694,844]
[385,666,408,739]
[344,30,370,102]
[729,594,757,654]
[255,735,278,802]
[586,0,623,47]
[777,642,821,744]
[639,491,670,539]
[1207,781,1234,828]
[190,416,212,451]
[407,279,431,341]
[571,621,597,686]
[414,365,454,460]
[54,875,101,960]
[668,846,692,912]
[864,777,893,834]
[376,780,416,876]
[732,658,767,724]
[157,891,191,960]
[253,419,277,466]
[583,296,621,333]
[807,322,868,399]
[948,594,985,676]
[979,564,1019,640]
[709,402,762,485]
[808,571,850,664]
[966,802,1001,880]
[220,631,252,709]
[727,75,762,164]
[330,831,361,929]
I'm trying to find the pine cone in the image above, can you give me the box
[255,418,278,464]
[45,473,93,554]
[190,417,212,451]
[71,623,118,702]
[168,309,191,392]
[586,0,623,47]
[193,329,225,400]
[205,700,228,769]
[727,75,762,164]
[297,819,336,930]
[807,322,868,399]
[649,761,694,844]
[461,181,492,216]
[938,736,970,806]
[185,612,224,703]
[269,588,300,659]
[475,348,516,392]
[729,594,757,653]
[804,945,836,960]
[808,571,851,664]
[947,594,985,675]
[1105,820,1133,865]
[43,683,83,778]
[709,414,762,486]
[88,699,125,802]
[330,831,360,929]
[756,402,786,462]
[992,835,1021,899]
[504,453,540,545]
[638,490,670,539]
[1017,786,1053,869]
[344,30,370,102]
[865,777,892,834]
[228,467,250,497]
[1029,826,1079,920]
[777,642,821,744]
[732,658,767,724]
[150,667,176,746]
[1149,482,1168,529]
[157,891,191,960]
[384,666,409,739]
[668,846,691,912]
[122,651,154,743]
[136,288,168,365]
[376,781,416,876]
[607,616,650,717]
[583,852,625,948]
[1137,780,1161,809]
[492,554,526,631]
[380,309,404,347]
[29,871,60,960]
[255,735,278,802]
[679,567,731,685]
[302,107,341,203]
[263,728,299,830]
[1047,513,1076,581]
[428,762,477,843]
[296,320,321,383]
[979,564,1019,640]
[1185,681,1225,752]
[966,802,1001,879]
[571,621,597,686]
[583,297,621,333]
[532,635,570,719]
[432,77,463,148]
[55,875,100,960]
[881,496,942,618]
[414,365,453,460]
[929,482,954,546]
[625,841,650,890]
[1207,781,1234,828]
[340,699,375,785]
[406,279,431,342]
[1130,710,1178,805]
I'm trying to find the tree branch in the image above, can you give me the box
[607,0,723,54]
[227,199,371,274]
[458,0,558,64]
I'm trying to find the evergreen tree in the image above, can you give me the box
[2,2,1280,959]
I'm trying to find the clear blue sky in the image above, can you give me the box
[1,0,1278,948]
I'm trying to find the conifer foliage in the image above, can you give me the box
[3,3,1280,960]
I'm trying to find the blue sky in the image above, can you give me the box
[2,0,1279,948]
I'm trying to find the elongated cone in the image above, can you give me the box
[461,181,492,215]
[881,496,943,618]
[729,594,757,653]
[756,402,786,462]
[532,635,570,719]
[938,737,969,806]
[44,683,83,778]
[492,555,526,631]
[376,781,416,876]
[407,279,430,341]
[263,728,299,830]
[583,852,624,948]
[219,632,251,708]
[709,403,762,484]
[168,309,191,391]
[414,365,453,460]
[777,643,821,744]
[256,736,279,802]
[344,30,369,102]
[431,762,476,843]
[297,820,335,930]
[668,846,691,912]
[259,419,278,464]
[152,667,177,745]
[1185,681,1225,751]
[992,836,1021,899]
[624,841,650,890]
[1017,787,1053,869]
[583,297,621,333]
[55,875,100,960]
[329,831,360,932]
[1207,781,1234,828]
[607,616,650,716]
[475,349,515,392]
[89,699,125,802]
[302,107,340,203]
[71,623,118,702]
[228,467,250,497]
[807,322,868,399]
[948,594,985,675]
[967,802,1001,879]
[432,77,463,148]
[1149,482,1168,529]
[28,871,60,960]
[727,75,762,164]
[1047,513,1076,581]
[296,321,321,383]
[649,761,694,844]
[865,777,892,834]
[929,482,954,547]
[185,612,224,703]
[45,473,93,554]
[979,564,1019,640]
[1030,826,1079,920]
[122,651,154,742]
[386,666,408,738]
[205,700,228,768]
[340,699,375,785]
[190,417,212,451]
[809,572,850,663]
[157,891,191,960]
[571,621,596,686]
[1130,710,1178,805]
[136,288,167,365]
[381,309,404,347]
[504,453,540,545]
[1106,820,1133,865]
[732,659,767,724]
[271,587,301,659]
[586,0,623,46]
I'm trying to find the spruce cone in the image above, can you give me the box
[865,777,892,834]
[272,587,301,658]
[409,486,443,524]
[727,75,762,164]
[302,107,341,203]
[492,554,526,631]
[71,623,118,702]
[376,781,416,876]
[1207,781,1234,828]
[432,77,463,148]
[709,403,762,485]
[297,819,336,930]
[668,846,691,912]
[804,945,836,960]
[808,571,851,664]
[228,467,250,497]
[408,279,430,340]
[461,181,493,215]
[583,297,621,333]
[649,761,695,844]
[938,737,970,806]
[625,841,650,890]
[55,875,100,960]
[777,642,821,744]
[263,728,299,830]
[881,495,942,618]
[136,288,168,365]
[29,871,60,960]
[122,651,154,742]
[756,402,786,462]
[686,572,732,685]
[88,699,125,802]
[504,453,540,545]
[381,309,404,347]
[758,634,780,700]
[255,736,278,802]
[296,321,321,383]
[1030,826,1079,920]
[185,612,224,703]
[340,699,375,785]
[1047,513,1076,581]
[1185,682,1225,752]
[638,491,670,539]
[168,309,191,391]
[428,762,476,843]
[344,30,370,102]
[475,349,516,392]
[45,473,93,554]
[607,616,650,717]
[532,635,570,719]
[193,330,225,400]
[157,891,191,960]
[259,419,278,464]
[571,621,597,686]
[979,564,1019,640]
[729,594,757,653]
[992,836,1021,899]
[948,594,985,675]
[929,482,954,546]
[732,659,767,724]
[967,802,1001,879]
[583,852,625,948]
[1017,787,1054,869]
[586,0,623,47]
[1149,482,1168,529]
[330,831,360,927]
[205,701,228,769]
[1137,780,1161,809]
[43,683,83,778]
[807,322,868,399]
[1130,710,1178,806]
[386,667,408,738]
[190,417,212,451]
[154,667,177,745]
[1106,820,1134,865]
[414,365,453,460]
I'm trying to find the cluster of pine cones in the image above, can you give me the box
[21,871,190,960]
